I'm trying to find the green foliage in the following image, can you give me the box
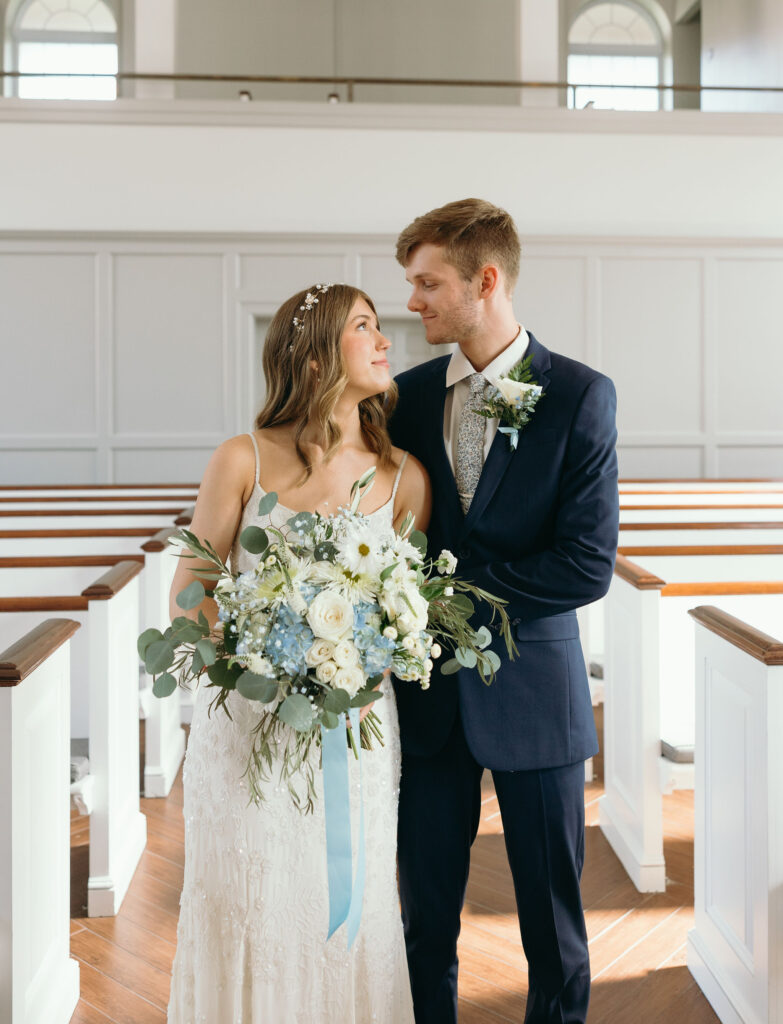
[350,689,384,709]
[207,659,242,690]
[144,639,176,674]
[237,672,279,703]
[323,688,351,714]
[195,638,217,666]
[440,658,461,675]
[240,526,269,555]
[137,627,163,659]
[314,541,337,562]
[258,491,278,516]
[455,647,478,669]
[176,580,205,610]
[409,530,428,558]
[277,693,315,732]
[321,710,340,730]
[152,672,177,698]
[287,511,316,535]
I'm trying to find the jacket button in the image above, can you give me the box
[512,617,521,627]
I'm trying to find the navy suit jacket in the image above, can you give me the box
[389,333,619,771]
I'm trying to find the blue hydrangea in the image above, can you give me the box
[353,602,394,675]
[265,604,314,677]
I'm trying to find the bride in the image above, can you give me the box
[166,283,430,1023]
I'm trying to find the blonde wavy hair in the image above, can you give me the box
[255,284,398,480]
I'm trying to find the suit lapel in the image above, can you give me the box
[461,333,551,537]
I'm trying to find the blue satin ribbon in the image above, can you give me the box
[322,708,365,948]
[499,425,519,450]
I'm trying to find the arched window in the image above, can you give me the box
[568,1,664,111]
[8,0,118,100]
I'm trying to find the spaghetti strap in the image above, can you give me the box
[390,451,409,503]
[246,432,261,487]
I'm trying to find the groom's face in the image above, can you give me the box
[404,244,481,347]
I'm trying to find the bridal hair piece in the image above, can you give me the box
[292,284,332,331]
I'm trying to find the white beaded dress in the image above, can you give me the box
[167,436,414,1024]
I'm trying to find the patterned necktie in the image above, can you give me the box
[455,373,487,514]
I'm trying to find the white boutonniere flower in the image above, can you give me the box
[476,353,544,450]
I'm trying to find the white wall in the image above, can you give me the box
[701,0,783,112]
[1,102,782,483]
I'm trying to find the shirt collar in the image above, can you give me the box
[445,325,529,388]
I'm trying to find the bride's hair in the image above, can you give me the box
[255,284,398,480]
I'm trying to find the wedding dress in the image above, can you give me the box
[167,436,415,1024]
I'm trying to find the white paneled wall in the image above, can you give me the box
[1,235,782,483]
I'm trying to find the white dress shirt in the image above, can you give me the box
[443,326,529,473]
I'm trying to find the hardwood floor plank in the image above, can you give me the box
[74,961,167,1024]
[79,915,177,975]
[69,1000,117,1024]
[71,929,171,1010]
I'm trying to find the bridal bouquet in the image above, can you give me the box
[138,469,514,810]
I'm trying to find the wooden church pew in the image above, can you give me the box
[0,619,81,1024]
[0,562,147,917]
[687,607,783,1024]
[599,552,783,894]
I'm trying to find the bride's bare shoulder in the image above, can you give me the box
[201,434,257,504]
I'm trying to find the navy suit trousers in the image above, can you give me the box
[397,715,591,1024]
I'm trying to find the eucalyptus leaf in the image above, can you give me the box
[207,659,242,690]
[379,562,398,583]
[484,650,501,671]
[455,647,478,669]
[409,530,428,558]
[237,672,279,703]
[176,580,205,610]
[137,627,163,660]
[475,626,492,650]
[350,689,384,709]
[240,526,269,555]
[314,541,337,562]
[170,617,204,644]
[195,638,217,667]
[287,511,315,535]
[277,693,315,732]
[440,658,461,676]
[258,491,278,515]
[323,688,351,714]
[152,672,177,698]
[197,609,210,631]
[320,710,339,730]
[191,649,205,674]
[223,623,237,655]
[145,639,176,674]
[450,593,475,617]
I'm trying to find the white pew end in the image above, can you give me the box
[687,606,783,1024]
[0,620,81,1024]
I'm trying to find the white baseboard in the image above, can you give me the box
[144,726,185,797]
[687,930,755,1024]
[598,795,666,893]
[27,955,79,1024]
[87,811,147,917]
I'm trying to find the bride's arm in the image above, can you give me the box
[168,435,256,625]
[393,452,431,534]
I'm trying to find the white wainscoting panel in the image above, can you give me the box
[714,259,783,435]
[1,234,783,483]
[0,254,97,436]
[112,254,226,435]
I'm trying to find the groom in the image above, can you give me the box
[389,199,619,1024]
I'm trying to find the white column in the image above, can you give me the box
[518,0,560,107]
[133,0,177,99]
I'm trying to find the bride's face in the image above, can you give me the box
[340,298,392,399]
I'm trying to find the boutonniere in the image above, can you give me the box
[475,354,544,450]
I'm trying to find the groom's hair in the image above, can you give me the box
[395,198,520,289]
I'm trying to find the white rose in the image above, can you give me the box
[437,549,458,575]
[333,640,359,668]
[430,643,442,659]
[307,589,354,642]
[399,588,429,633]
[316,660,338,683]
[306,639,334,667]
[383,626,398,640]
[402,635,416,652]
[333,665,365,697]
[246,653,274,677]
[494,376,542,405]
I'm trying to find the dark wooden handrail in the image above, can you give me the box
[81,560,144,600]
[0,483,199,490]
[0,554,144,567]
[620,521,783,532]
[689,605,783,665]
[0,528,157,539]
[142,527,178,553]
[619,545,783,557]
[621,503,783,511]
[663,581,783,596]
[0,618,81,686]
[0,507,187,518]
[0,494,196,504]
[619,478,778,484]
[613,554,666,590]
[0,596,88,611]
[174,506,196,526]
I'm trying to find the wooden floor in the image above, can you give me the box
[68,713,719,1023]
